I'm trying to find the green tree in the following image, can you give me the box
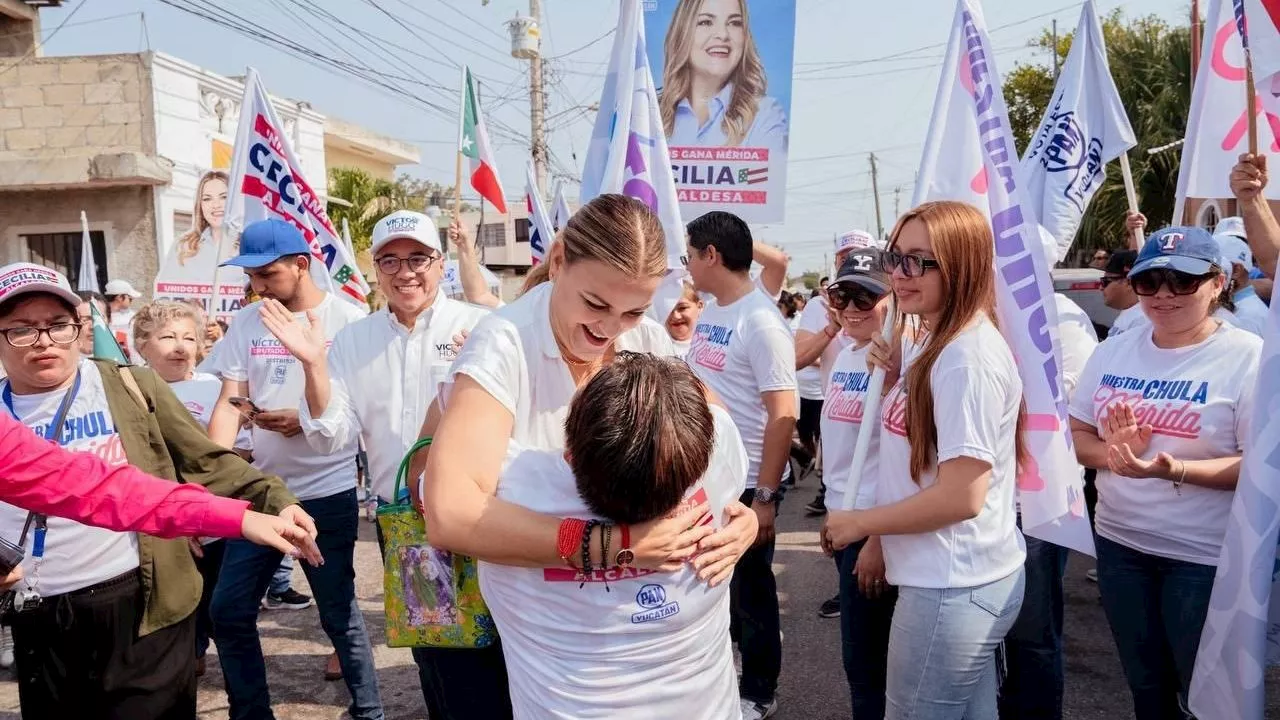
[326,169,473,252]
[1003,11,1191,257]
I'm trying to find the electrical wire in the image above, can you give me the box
[0,0,94,77]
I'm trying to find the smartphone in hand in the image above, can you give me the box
[228,396,263,419]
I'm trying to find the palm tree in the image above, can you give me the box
[326,167,415,253]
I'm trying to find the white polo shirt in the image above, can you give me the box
[300,292,490,502]
[448,281,678,452]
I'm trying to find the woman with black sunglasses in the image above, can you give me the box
[815,248,899,719]
[1068,226,1263,720]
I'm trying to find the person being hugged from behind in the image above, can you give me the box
[481,352,747,719]
[825,201,1027,719]
[1068,226,1262,720]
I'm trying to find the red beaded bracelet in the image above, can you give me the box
[557,518,588,567]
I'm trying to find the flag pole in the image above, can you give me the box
[1118,152,1143,249]
[453,65,467,234]
[839,297,897,511]
[1247,54,1259,155]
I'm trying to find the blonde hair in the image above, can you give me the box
[521,195,667,295]
[132,300,206,363]
[177,171,230,266]
[889,201,1027,483]
[659,0,767,146]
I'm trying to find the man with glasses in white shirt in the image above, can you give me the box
[259,210,498,719]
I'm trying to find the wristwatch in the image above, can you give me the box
[753,487,779,505]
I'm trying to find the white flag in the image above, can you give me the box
[225,67,370,308]
[1241,0,1280,80]
[1175,0,1280,221]
[551,181,573,232]
[77,210,98,293]
[1019,0,1135,260]
[581,0,687,323]
[524,161,555,266]
[1191,285,1280,719]
[915,0,1093,555]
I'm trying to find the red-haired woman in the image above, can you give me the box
[827,201,1027,719]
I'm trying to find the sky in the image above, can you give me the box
[35,0,1186,275]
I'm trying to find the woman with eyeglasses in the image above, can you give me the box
[825,201,1027,718]
[814,248,900,718]
[1068,226,1262,720]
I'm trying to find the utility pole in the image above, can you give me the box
[893,185,902,220]
[529,0,548,196]
[1051,19,1060,82]
[869,153,884,239]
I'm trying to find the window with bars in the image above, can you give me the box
[514,218,531,244]
[478,222,507,248]
[21,231,109,292]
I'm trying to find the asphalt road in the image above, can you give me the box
[0,473,1275,718]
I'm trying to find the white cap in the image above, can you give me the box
[371,210,442,256]
[1214,216,1247,240]
[0,263,83,309]
[834,229,883,254]
[104,279,142,298]
[1214,231,1253,272]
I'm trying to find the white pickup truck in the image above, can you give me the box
[1052,267,1118,338]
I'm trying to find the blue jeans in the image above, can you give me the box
[1095,536,1215,720]
[268,555,294,596]
[885,568,1025,720]
[999,533,1070,720]
[836,541,897,719]
[210,489,382,720]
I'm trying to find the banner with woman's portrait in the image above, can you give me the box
[643,0,796,223]
[153,169,248,324]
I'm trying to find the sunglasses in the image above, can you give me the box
[880,250,940,278]
[827,284,885,312]
[1129,269,1216,297]
[1100,275,1125,289]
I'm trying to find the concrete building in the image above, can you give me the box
[0,1,419,296]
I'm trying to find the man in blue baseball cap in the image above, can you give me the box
[204,218,383,719]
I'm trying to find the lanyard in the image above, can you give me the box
[4,371,82,568]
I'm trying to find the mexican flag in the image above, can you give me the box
[459,66,507,214]
[89,302,128,364]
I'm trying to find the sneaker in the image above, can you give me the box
[741,698,779,720]
[0,626,13,669]
[818,594,841,618]
[804,497,827,517]
[1086,568,1098,583]
[262,589,314,610]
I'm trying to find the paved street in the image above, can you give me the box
[0,473,1276,718]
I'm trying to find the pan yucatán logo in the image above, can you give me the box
[1029,94,1104,213]
[631,583,680,624]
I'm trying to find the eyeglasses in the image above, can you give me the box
[880,250,940,278]
[827,284,885,312]
[374,253,440,275]
[1129,269,1216,297]
[1,323,81,348]
[1100,275,1125,289]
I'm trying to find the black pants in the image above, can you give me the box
[797,397,823,451]
[10,569,197,720]
[730,489,783,704]
[195,538,226,659]
[374,517,512,720]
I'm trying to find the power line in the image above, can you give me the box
[547,29,615,60]
[0,0,94,77]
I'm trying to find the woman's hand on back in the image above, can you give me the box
[691,501,759,586]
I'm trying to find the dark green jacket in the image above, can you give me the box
[94,360,297,636]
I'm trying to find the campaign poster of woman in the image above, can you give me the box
[154,170,248,323]
[645,0,796,223]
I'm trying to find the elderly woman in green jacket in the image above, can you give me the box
[0,263,314,720]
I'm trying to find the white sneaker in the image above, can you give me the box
[740,698,778,720]
[0,626,14,669]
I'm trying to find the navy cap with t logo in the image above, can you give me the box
[221,219,312,270]
[1129,226,1221,278]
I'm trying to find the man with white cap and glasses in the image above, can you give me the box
[204,218,381,720]
[1214,217,1268,336]
[260,209,498,717]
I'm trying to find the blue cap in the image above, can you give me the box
[1129,226,1221,277]
[221,219,311,269]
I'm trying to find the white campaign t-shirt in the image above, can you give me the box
[211,295,366,501]
[1069,322,1262,565]
[1054,293,1099,401]
[688,288,797,488]
[820,342,879,511]
[0,360,140,596]
[672,337,692,357]
[1232,289,1268,336]
[169,372,251,449]
[449,281,678,453]
[877,319,1026,589]
[797,295,852,393]
[480,406,747,720]
[791,314,824,401]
